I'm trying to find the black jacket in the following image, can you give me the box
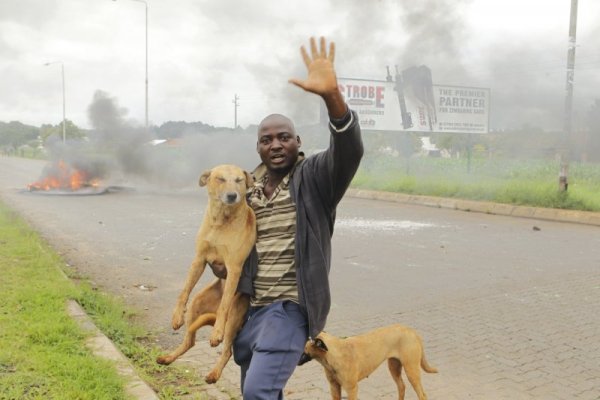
[238,110,363,339]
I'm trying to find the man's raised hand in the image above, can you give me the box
[289,37,339,97]
[290,36,347,119]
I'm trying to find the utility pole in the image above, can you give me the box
[112,0,148,134]
[143,0,148,135]
[560,0,578,191]
[61,63,66,143]
[44,61,66,143]
[233,94,239,128]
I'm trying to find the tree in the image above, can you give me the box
[155,120,219,139]
[39,120,85,143]
[435,133,471,157]
[0,121,39,148]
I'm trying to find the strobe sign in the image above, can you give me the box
[337,79,396,131]
[338,83,386,108]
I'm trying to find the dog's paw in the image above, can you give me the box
[205,370,221,384]
[156,355,174,365]
[209,329,224,347]
[171,309,185,330]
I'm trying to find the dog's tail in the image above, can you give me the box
[188,313,217,333]
[421,348,438,373]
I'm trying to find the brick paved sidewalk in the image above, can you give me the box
[172,271,600,399]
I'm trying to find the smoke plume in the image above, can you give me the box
[85,90,259,188]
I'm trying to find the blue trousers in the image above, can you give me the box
[233,301,308,400]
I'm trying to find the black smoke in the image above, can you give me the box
[85,90,259,188]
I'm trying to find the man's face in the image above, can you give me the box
[257,115,301,174]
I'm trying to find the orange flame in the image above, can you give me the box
[28,159,100,191]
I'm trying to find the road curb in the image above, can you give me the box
[347,189,600,227]
[66,300,160,400]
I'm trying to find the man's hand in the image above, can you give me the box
[208,261,227,279]
[289,36,347,119]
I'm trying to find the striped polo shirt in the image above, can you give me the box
[248,172,298,306]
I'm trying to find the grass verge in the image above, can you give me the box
[352,156,600,212]
[0,202,213,399]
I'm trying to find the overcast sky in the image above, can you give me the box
[1,0,599,131]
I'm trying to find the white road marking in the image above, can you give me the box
[336,217,438,233]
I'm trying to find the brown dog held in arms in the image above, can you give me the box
[301,324,437,400]
[156,278,249,383]
[165,164,255,350]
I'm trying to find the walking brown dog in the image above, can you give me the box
[166,164,255,350]
[300,324,438,400]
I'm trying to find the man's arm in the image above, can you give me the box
[288,36,347,119]
[290,37,363,208]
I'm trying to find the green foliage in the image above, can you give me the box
[0,121,39,148]
[0,205,129,400]
[0,202,213,399]
[155,120,219,139]
[1,120,86,157]
[40,119,85,142]
[353,155,600,212]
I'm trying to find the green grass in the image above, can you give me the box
[0,204,128,399]
[0,202,213,400]
[352,156,600,212]
[10,147,47,160]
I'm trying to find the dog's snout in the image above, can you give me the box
[297,352,313,366]
[226,192,239,203]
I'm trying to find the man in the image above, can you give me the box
[233,36,363,399]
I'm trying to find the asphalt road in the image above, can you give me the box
[2,156,599,399]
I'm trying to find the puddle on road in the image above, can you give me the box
[336,217,438,234]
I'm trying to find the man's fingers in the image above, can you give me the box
[294,37,335,92]
[328,42,335,64]
[319,36,327,59]
[302,37,334,68]
[300,46,311,68]
[310,36,319,60]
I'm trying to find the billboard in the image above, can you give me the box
[434,85,490,134]
[337,78,402,131]
[337,70,490,133]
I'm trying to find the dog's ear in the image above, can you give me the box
[199,169,211,187]
[314,338,328,352]
[244,171,254,188]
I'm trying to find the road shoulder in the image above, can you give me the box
[347,188,600,226]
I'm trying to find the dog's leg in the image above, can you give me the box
[324,371,342,400]
[157,313,216,365]
[387,358,407,400]
[205,293,249,384]
[343,384,359,400]
[209,266,241,346]
[172,254,207,330]
[404,363,427,400]
[328,384,342,400]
